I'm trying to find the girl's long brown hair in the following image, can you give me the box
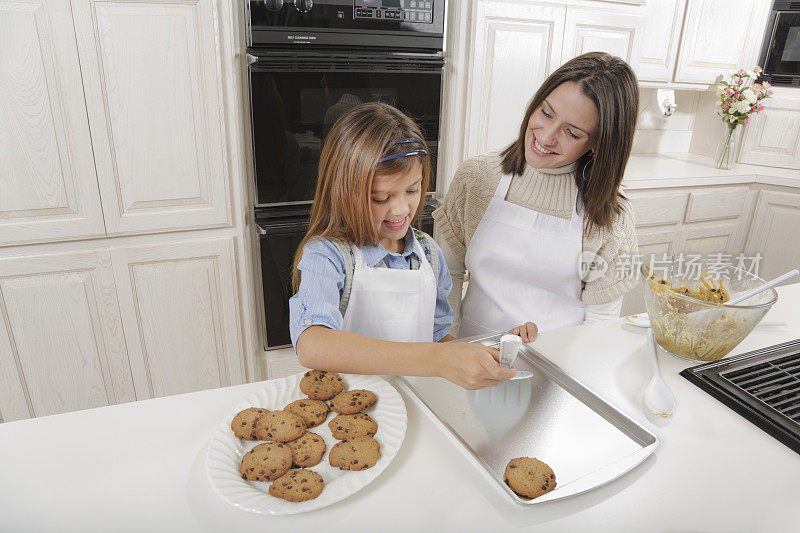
[291,102,431,291]
[500,52,639,234]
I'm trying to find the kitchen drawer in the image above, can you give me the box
[628,191,689,227]
[685,187,748,223]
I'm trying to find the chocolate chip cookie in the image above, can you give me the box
[284,399,329,428]
[329,389,376,414]
[286,431,327,468]
[254,411,306,442]
[269,469,325,502]
[329,436,381,471]
[239,442,292,482]
[230,407,269,440]
[299,370,344,401]
[504,457,556,499]
[328,413,378,439]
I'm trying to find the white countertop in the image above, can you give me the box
[2,285,800,532]
[624,152,800,189]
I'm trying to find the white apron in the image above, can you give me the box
[342,239,436,343]
[459,173,586,336]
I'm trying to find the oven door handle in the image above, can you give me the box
[255,222,267,235]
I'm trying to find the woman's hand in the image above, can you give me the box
[509,321,538,343]
[436,342,517,390]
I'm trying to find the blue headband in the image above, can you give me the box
[379,137,428,163]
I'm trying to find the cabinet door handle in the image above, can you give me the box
[255,223,267,235]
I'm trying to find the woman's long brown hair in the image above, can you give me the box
[500,52,639,234]
[291,102,431,291]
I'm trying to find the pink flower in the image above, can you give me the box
[738,69,745,74]
[744,118,750,125]
[757,105,764,112]
[763,81,771,88]
[722,103,730,109]
[748,106,756,113]
[753,83,762,90]
[733,91,740,98]
[754,66,763,73]
[725,88,734,97]
[768,89,773,95]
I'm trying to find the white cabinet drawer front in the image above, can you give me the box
[72,0,231,235]
[680,220,741,255]
[467,1,565,155]
[685,187,749,222]
[637,226,680,257]
[628,191,689,227]
[562,8,643,69]
[0,1,105,245]
[0,250,133,421]
[738,95,800,170]
[112,238,244,400]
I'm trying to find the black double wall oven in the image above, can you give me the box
[246,1,446,348]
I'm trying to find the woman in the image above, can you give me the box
[434,52,639,337]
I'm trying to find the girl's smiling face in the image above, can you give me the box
[370,160,423,253]
[525,81,598,169]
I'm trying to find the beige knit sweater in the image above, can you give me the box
[433,151,638,316]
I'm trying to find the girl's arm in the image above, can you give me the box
[296,326,515,390]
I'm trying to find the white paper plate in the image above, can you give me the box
[205,373,407,515]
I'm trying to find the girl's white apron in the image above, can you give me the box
[342,239,437,342]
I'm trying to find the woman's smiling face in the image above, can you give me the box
[524,81,598,169]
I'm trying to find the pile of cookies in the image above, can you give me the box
[229,370,381,503]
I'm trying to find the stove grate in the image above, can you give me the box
[681,339,800,455]
[721,352,800,423]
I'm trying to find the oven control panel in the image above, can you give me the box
[354,1,433,23]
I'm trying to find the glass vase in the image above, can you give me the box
[714,123,738,170]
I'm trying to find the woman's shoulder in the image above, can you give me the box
[451,151,505,193]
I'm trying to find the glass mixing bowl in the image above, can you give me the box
[641,261,778,362]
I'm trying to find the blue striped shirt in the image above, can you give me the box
[289,229,453,347]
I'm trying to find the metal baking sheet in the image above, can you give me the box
[398,333,659,504]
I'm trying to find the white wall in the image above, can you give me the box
[633,88,701,154]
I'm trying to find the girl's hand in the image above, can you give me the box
[509,321,538,343]
[436,342,517,390]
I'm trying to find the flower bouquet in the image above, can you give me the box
[712,66,773,169]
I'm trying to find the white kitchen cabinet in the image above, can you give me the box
[679,220,743,255]
[0,250,135,422]
[622,183,754,315]
[744,190,800,281]
[70,0,232,236]
[111,238,245,400]
[561,7,643,70]
[465,1,566,155]
[637,0,686,83]
[738,90,800,171]
[674,0,769,85]
[637,0,771,87]
[0,0,105,246]
[626,189,688,227]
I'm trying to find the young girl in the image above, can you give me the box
[289,102,533,390]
